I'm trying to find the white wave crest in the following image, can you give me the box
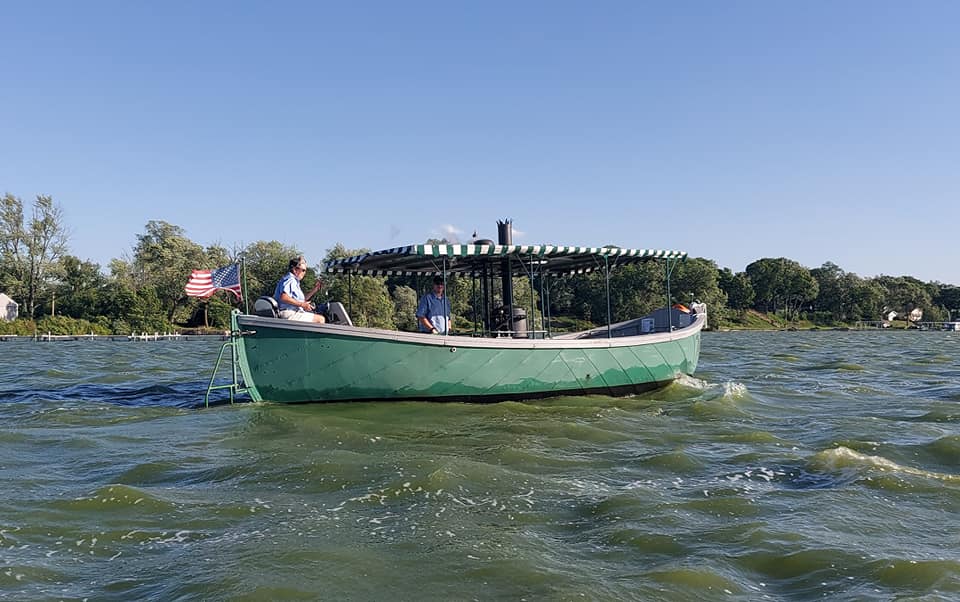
[720,381,748,399]
[814,446,960,483]
[674,374,710,389]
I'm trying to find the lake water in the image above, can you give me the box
[1,331,958,600]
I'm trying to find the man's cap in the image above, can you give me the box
[433,276,445,285]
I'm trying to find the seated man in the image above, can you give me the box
[274,256,326,323]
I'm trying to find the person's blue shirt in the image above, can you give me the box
[274,272,305,311]
[416,293,450,333]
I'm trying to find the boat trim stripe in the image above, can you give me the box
[236,313,705,350]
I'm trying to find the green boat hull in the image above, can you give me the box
[233,313,702,403]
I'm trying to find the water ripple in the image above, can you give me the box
[1,333,959,600]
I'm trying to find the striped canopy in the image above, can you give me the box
[323,243,687,276]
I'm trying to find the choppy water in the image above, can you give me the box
[1,331,958,601]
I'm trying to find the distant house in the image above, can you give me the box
[0,293,18,321]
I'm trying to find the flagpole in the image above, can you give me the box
[241,255,249,315]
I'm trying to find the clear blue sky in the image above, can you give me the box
[2,1,958,283]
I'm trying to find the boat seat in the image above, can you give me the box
[253,296,280,318]
[326,301,353,326]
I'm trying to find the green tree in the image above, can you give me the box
[810,263,888,324]
[324,242,368,262]
[784,268,818,319]
[391,285,419,331]
[934,285,960,321]
[328,275,395,328]
[670,257,728,324]
[745,258,779,312]
[107,258,135,289]
[0,194,68,317]
[128,285,172,333]
[53,255,106,320]
[130,221,224,322]
[872,275,933,319]
[599,261,664,323]
[181,243,235,326]
[507,275,543,331]
[810,262,844,320]
[0,193,26,301]
[842,273,882,321]
[35,315,111,336]
[746,257,818,318]
[718,268,754,311]
[239,240,303,299]
[543,274,575,316]
[97,280,137,333]
[206,297,234,329]
[321,243,395,328]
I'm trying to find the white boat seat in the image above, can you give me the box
[326,301,353,326]
[253,295,352,325]
[254,296,280,318]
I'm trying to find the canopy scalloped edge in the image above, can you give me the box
[323,243,687,276]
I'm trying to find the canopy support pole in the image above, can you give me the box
[240,255,249,315]
[472,273,478,337]
[442,257,449,335]
[664,257,681,332]
[529,251,535,338]
[484,263,490,336]
[605,255,612,339]
[544,274,551,338]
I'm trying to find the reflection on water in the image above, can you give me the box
[0,331,959,600]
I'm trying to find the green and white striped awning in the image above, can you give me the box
[323,244,687,276]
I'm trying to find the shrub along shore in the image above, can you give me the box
[2,194,958,336]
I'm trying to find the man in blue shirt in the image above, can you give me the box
[416,276,451,334]
[274,256,326,323]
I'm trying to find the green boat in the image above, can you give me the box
[222,222,705,404]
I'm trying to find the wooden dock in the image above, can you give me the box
[856,321,960,331]
[0,332,230,342]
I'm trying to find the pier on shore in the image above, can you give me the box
[856,321,960,331]
[0,332,230,342]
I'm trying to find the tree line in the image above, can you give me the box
[1,193,958,335]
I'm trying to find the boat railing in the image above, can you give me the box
[204,319,251,407]
[551,309,703,340]
[490,329,550,339]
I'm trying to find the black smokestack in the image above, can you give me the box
[497,219,514,310]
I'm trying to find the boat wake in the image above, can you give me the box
[685,380,753,419]
[809,446,960,484]
[673,374,711,390]
[673,375,749,401]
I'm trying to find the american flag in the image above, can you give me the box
[184,264,243,299]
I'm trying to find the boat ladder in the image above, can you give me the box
[204,332,250,407]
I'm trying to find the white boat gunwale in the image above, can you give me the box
[236,312,705,350]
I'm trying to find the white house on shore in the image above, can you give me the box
[1,293,18,321]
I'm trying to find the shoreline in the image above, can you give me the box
[0,333,230,342]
